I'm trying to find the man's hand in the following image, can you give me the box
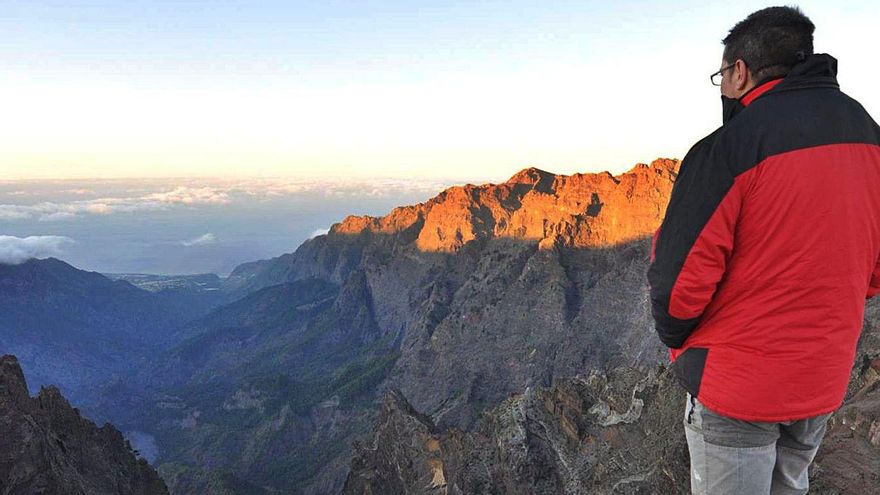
[868,254,880,299]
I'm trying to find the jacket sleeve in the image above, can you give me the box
[869,254,880,299]
[647,139,752,349]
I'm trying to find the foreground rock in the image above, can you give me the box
[344,366,690,495]
[344,299,880,494]
[0,354,168,495]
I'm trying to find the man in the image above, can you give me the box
[647,6,880,495]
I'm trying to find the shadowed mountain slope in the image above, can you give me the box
[0,355,168,495]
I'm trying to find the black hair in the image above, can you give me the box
[722,6,815,81]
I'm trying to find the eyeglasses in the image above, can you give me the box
[710,63,736,86]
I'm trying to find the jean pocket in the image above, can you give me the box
[698,402,779,448]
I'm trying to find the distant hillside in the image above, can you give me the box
[0,257,226,415]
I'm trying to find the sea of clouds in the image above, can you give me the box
[0,175,477,275]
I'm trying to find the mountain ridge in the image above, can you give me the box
[0,354,169,495]
[329,158,679,252]
[223,158,679,296]
[0,256,227,418]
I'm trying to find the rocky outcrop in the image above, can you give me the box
[344,366,690,495]
[345,298,880,494]
[344,390,447,494]
[0,354,168,495]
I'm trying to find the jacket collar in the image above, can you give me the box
[741,78,784,106]
[740,53,840,107]
[776,53,839,91]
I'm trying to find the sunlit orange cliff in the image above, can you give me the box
[330,158,680,251]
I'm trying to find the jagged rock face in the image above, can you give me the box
[0,355,168,495]
[330,159,679,253]
[223,231,373,295]
[344,366,690,495]
[344,391,447,494]
[345,299,880,494]
[392,237,662,432]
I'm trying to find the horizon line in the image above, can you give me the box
[0,157,680,184]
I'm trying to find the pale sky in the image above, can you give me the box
[2,1,878,181]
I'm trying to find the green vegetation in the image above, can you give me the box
[331,351,401,408]
[153,341,402,492]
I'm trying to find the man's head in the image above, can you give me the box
[718,6,815,98]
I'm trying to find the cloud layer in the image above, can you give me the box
[0,177,456,223]
[0,186,231,222]
[181,233,216,246]
[0,235,75,265]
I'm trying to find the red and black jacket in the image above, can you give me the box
[648,53,880,421]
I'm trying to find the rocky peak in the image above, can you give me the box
[328,158,680,253]
[0,355,29,407]
[505,166,556,186]
[380,388,437,429]
[344,389,445,494]
[0,354,169,495]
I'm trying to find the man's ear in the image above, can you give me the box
[734,59,751,92]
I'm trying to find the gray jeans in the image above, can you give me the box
[683,392,832,495]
